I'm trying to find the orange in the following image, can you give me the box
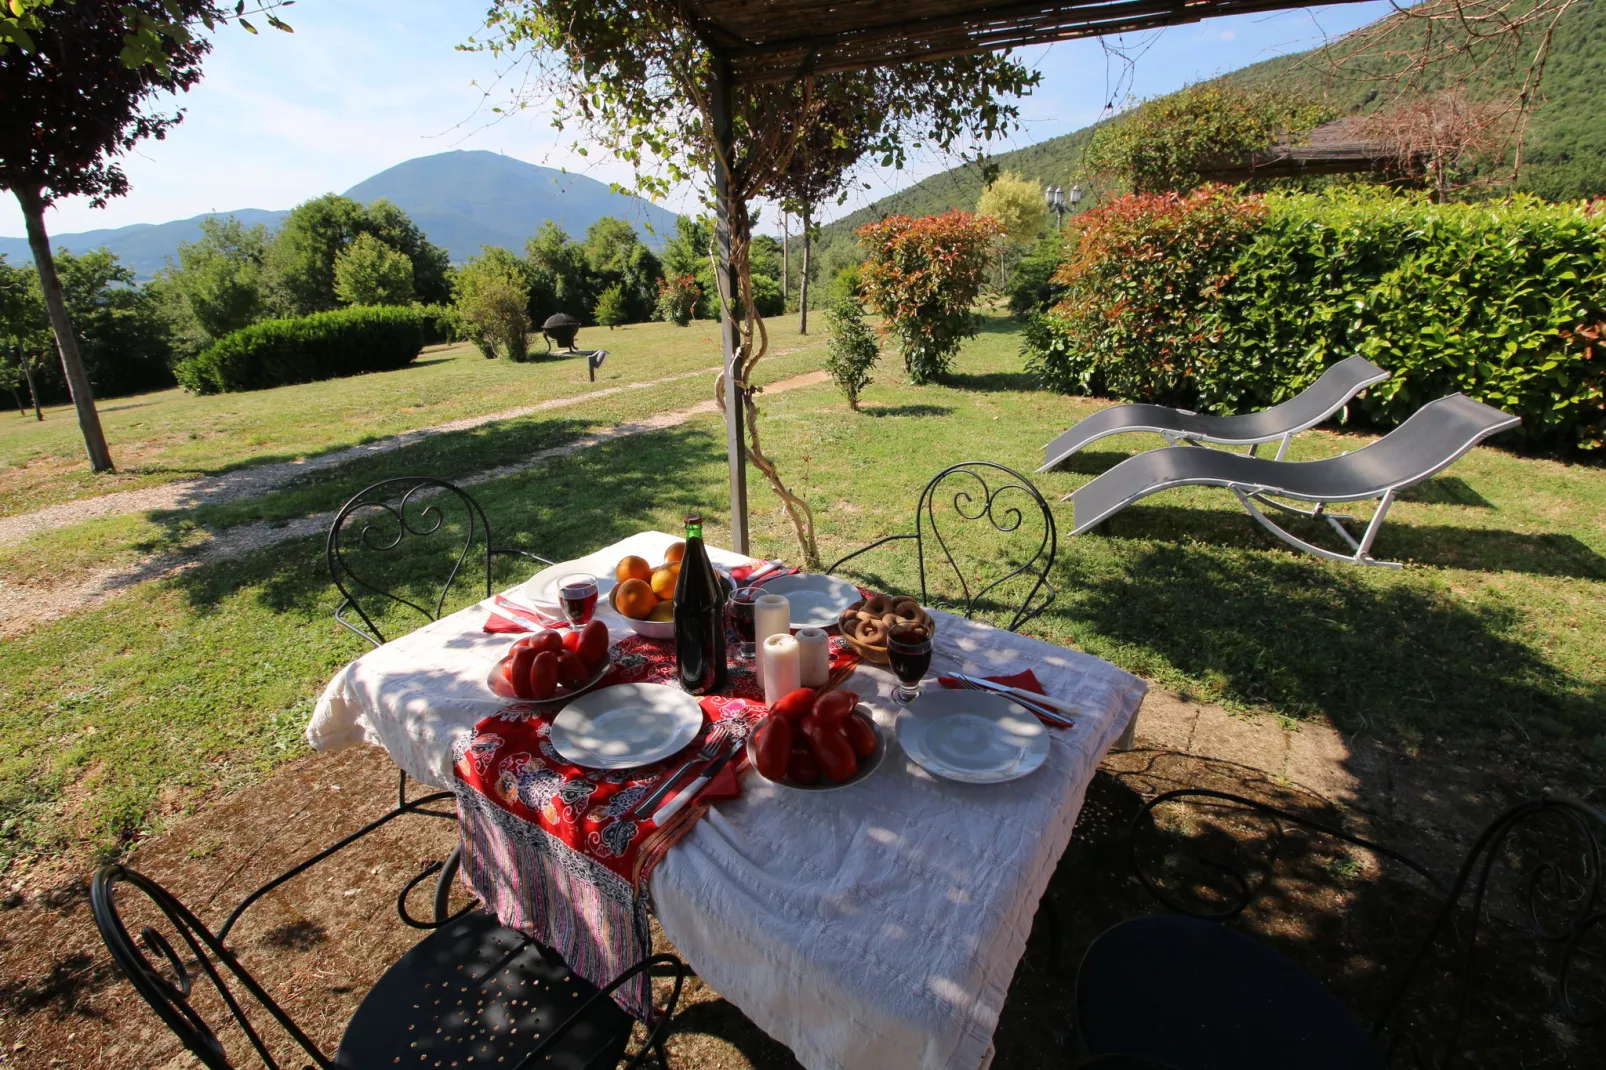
[664,541,686,564]
[615,555,653,584]
[650,563,680,601]
[648,601,674,623]
[615,578,658,620]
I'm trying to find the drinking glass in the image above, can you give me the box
[558,573,599,627]
[886,623,934,704]
[728,586,761,662]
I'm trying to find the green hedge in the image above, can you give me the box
[1024,188,1606,452]
[176,305,428,394]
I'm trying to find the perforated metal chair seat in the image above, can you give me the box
[335,910,633,1070]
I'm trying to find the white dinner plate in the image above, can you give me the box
[521,559,616,611]
[895,690,1048,784]
[549,683,706,770]
[761,573,862,629]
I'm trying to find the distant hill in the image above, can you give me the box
[0,150,679,278]
[816,1,1605,261]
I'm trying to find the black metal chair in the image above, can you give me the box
[328,476,554,649]
[1070,790,1606,1068]
[91,811,687,1070]
[826,461,1058,632]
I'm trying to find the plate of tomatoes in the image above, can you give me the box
[747,687,885,791]
[489,620,614,704]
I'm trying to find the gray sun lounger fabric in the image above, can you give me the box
[1039,355,1389,472]
[1068,393,1520,567]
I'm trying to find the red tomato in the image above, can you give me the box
[555,650,588,689]
[577,620,610,671]
[787,749,821,785]
[562,629,584,656]
[527,629,564,654]
[528,651,559,700]
[812,727,858,783]
[770,687,817,721]
[811,690,857,727]
[843,714,877,758]
[752,717,793,780]
[508,647,537,700]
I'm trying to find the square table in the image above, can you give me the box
[309,530,1147,1070]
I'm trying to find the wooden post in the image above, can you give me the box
[711,56,749,555]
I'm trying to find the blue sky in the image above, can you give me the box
[1,0,1397,240]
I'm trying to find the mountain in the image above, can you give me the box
[0,150,679,277]
[816,0,1606,258]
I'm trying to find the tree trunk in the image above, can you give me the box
[17,345,43,420]
[16,187,113,470]
[781,213,789,303]
[798,203,811,336]
[999,245,1007,288]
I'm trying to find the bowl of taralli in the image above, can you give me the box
[837,594,934,665]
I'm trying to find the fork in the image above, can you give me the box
[631,725,728,816]
[950,675,1075,728]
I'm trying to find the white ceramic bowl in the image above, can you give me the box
[746,707,886,791]
[610,569,734,640]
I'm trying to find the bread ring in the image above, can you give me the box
[858,618,888,646]
[862,594,893,617]
[880,612,900,628]
[840,617,860,639]
[892,599,923,623]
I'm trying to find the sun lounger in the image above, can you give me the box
[1039,355,1389,472]
[1067,393,1519,567]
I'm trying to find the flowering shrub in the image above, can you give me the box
[655,274,702,327]
[1023,188,1606,452]
[856,211,1001,383]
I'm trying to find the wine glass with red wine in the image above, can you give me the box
[887,622,933,704]
[728,586,760,662]
[558,573,599,627]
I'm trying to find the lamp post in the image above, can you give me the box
[1045,184,1065,230]
[1069,182,1083,212]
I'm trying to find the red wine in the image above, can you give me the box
[559,583,598,626]
[887,632,933,687]
[673,515,728,694]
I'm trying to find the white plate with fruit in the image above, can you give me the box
[488,620,614,704]
[747,688,885,791]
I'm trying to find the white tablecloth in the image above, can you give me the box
[309,530,1146,1070]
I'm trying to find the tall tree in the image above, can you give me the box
[0,0,287,472]
[477,2,1037,562]
[0,253,49,418]
[977,170,1048,286]
[151,214,270,357]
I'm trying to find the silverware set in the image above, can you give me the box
[947,671,1078,728]
[631,725,731,817]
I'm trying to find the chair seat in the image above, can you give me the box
[335,910,634,1070]
[1075,914,1385,1070]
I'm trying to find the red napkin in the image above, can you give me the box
[937,668,1068,728]
[730,560,796,586]
[484,612,530,633]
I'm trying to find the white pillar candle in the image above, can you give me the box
[762,633,802,706]
[795,627,831,688]
[753,593,791,675]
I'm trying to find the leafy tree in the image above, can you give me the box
[524,221,590,320]
[0,253,49,418]
[977,170,1048,287]
[582,217,661,323]
[655,274,701,327]
[334,232,415,307]
[453,246,532,361]
[823,297,879,410]
[150,214,269,359]
[476,0,1039,566]
[593,283,628,328]
[1007,231,1069,318]
[50,248,172,398]
[857,211,1001,384]
[1081,84,1335,195]
[267,194,446,314]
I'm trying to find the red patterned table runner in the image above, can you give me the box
[452,633,858,1015]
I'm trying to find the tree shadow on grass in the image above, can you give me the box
[943,369,1040,393]
[162,424,729,632]
[859,404,955,419]
[1082,502,1606,580]
[1058,540,1606,739]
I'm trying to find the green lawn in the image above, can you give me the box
[1,312,1602,872]
[0,317,817,519]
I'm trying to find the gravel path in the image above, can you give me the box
[0,365,724,548]
[0,370,829,635]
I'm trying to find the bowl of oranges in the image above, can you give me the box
[609,542,733,639]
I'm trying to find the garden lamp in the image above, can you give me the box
[1069,183,1083,209]
[1045,185,1066,230]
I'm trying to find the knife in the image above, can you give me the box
[652,740,740,825]
[951,672,1079,726]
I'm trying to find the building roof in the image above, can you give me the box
[681,0,1375,84]
[1197,116,1420,180]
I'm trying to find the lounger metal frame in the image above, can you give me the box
[1233,487,1400,568]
